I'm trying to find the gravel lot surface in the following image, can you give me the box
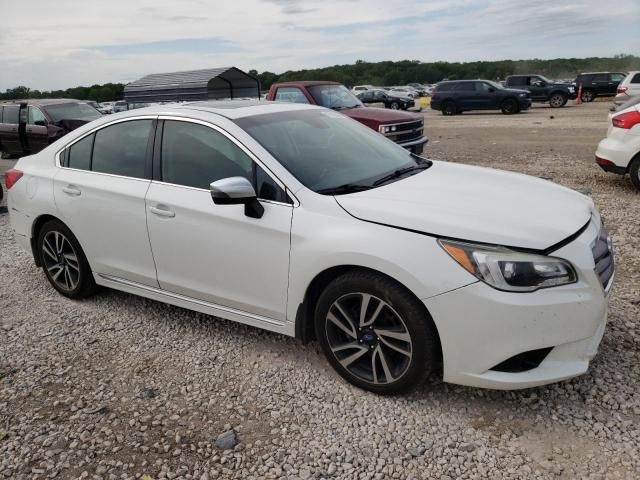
[1,101,639,480]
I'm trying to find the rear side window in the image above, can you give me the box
[3,106,18,124]
[593,74,608,82]
[610,73,625,82]
[435,83,454,92]
[67,133,94,171]
[631,73,640,84]
[508,77,526,86]
[92,120,152,178]
[454,82,475,92]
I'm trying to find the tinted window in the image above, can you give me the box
[92,120,152,178]
[476,82,494,93]
[3,106,18,124]
[593,74,608,82]
[275,88,309,104]
[67,133,94,171]
[43,102,101,122]
[610,73,625,82]
[161,120,287,202]
[454,82,475,92]
[360,91,374,101]
[632,73,640,84]
[28,106,47,125]
[509,77,527,86]
[373,90,387,100]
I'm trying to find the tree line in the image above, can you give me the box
[2,55,638,101]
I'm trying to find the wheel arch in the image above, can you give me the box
[294,265,443,364]
[30,214,69,267]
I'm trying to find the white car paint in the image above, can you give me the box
[613,71,640,106]
[7,101,612,390]
[596,102,640,185]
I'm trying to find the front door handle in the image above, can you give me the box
[149,205,175,218]
[62,185,81,196]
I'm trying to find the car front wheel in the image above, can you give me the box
[315,270,440,394]
[549,93,567,108]
[37,219,97,298]
[390,102,400,110]
[501,98,519,114]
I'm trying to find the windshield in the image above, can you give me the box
[485,80,504,90]
[235,109,429,194]
[307,85,362,110]
[44,103,102,122]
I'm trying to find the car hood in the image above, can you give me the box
[335,161,593,251]
[341,106,421,125]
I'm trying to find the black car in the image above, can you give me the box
[0,99,101,157]
[574,72,627,102]
[431,80,531,115]
[357,90,415,110]
[504,75,576,107]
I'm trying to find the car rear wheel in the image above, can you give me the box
[315,270,439,394]
[581,90,595,103]
[630,156,640,191]
[501,98,519,114]
[441,101,457,116]
[37,220,97,299]
[549,93,567,108]
[390,102,400,110]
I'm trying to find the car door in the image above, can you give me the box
[527,76,547,100]
[473,82,497,109]
[53,117,159,287]
[26,106,50,153]
[145,118,293,322]
[590,74,608,96]
[0,105,21,155]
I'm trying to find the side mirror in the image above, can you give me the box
[34,120,47,127]
[488,87,495,93]
[210,176,264,219]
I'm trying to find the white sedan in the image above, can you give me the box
[6,101,613,394]
[596,98,640,190]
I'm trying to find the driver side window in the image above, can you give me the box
[28,106,47,125]
[160,121,289,203]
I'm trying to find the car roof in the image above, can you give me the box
[578,72,626,75]
[272,80,340,87]
[0,98,88,106]
[103,100,320,120]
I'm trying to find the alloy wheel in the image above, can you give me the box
[325,293,413,385]
[582,90,594,102]
[41,230,80,291]
[549,94,565,108]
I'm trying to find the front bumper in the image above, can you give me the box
[519,98,532,110]
[398,136,428,154]
[423,218,611,390]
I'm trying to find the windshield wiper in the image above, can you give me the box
[316,183,373,195]
[372,163,432,187]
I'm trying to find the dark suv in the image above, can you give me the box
[357,89,415,110]
[504,75,576,107]
[0,99,101,157]
[574,72,627,102]
[431,80,531,115]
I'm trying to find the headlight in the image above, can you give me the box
[439,239,577,292]
[519,93,528,97]
[568,87,575,93]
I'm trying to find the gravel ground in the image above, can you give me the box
[1,101,639,480]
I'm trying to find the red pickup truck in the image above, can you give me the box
[266,81,427,154]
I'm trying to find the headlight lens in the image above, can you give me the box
[439,239,577,292]
[519,93,527,97]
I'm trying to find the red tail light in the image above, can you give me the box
[4,169,23,190]
[617,86,628,94]
[612,110,640,129]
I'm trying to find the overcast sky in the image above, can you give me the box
[1,0,638,91]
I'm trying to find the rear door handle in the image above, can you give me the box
[62,185,81,196]
[149,205,175,218]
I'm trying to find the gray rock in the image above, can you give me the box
[214,430,238,450]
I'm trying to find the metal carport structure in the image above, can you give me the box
[124,67,261,103]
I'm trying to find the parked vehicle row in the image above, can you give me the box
[5,100,613,394]
[266,81,427,154]
[504,75,576,108]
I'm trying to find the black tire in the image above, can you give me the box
[390,102,400,110]
[314,270,440,395]
[630,155,640,191]
[441,101,457,116]
[549,93,567,108]
[501,98,519,114]
[581,89,595,103]
[37,219,97,299]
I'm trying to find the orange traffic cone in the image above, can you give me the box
[576,82,582,105]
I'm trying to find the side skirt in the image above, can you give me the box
[95,273,295,337]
